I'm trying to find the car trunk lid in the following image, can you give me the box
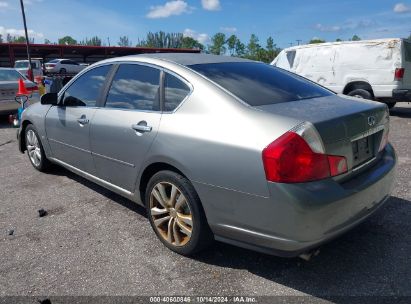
[256,95,389,175]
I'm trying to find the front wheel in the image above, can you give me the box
[347,89,373,100]
[25,124,51,172]
[145,170,213,256]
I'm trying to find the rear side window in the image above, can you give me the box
[190,62,333,106]
[0,69,26,81]
[164,73,191,111]
[404,41,411,62]
[62,65,110,107]
[286,51,296,68]
[105,64,160,111]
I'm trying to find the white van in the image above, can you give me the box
[14,59,44,79]
[272,38,411,108]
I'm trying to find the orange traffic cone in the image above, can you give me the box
[16,78,30,96]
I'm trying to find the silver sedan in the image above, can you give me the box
[18,54,396,257]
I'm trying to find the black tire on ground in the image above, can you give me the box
[386,102,396,109]
[145,170,213,256]
[347,89,373,100]
[59,68,66,74]
[25,124,51,172]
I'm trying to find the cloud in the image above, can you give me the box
[393,3,411,13]
[220,26,237,33]
[146,0,192,19]
[314,24,341,32]
[201,0,221,11]
[0,26,44,39]
[183,28,210,44]
[0,1,8,9]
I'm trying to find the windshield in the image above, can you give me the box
[404,41,411,62]
[0,69,26,81]
[14,61,36,69]
[189,62,333,106]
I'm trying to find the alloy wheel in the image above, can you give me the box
[26,129,41,167]
[149,182,193,247]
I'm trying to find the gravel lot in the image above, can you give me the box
[0,104,410,302]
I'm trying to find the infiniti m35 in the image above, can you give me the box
[18,53,396,257]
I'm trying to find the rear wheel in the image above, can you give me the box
[25,124,51,172]
[347,89,373,100]
[145,170,213,256]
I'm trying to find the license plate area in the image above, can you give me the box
[352,135,374,167]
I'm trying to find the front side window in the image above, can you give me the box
[105,64,160,111]
[164,73,191,111]
[61,65,111,107]
[404,41,411,62]
[190,62,333,106]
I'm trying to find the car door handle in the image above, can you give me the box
[77,117,89,125]
[131,122,152,133]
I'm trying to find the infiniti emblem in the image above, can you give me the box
[368,116,376,127]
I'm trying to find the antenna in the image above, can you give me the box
[296,39,302,45]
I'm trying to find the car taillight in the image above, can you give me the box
[262,123,347,183]
[26,69,34,81]
[47,64,56,68]
[394,68,404,81]
[27,85,38,92]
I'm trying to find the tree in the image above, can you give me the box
[44,39,52,44]
[309,38,326,44]
[245,34,261,60]
[118,36,132,47]
[141,31,183,48]
[336,38,342,42]
[226,35,238,56]
[208,33,226,55]
[181,36,204,50]
[0,34,3,43]
[235,39,246,57]
[351,35,361,41]
[261,36,280,63]
[58,36,77,45]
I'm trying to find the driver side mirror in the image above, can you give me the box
[40,93,58,106]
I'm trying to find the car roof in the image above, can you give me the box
[121,53,254,66]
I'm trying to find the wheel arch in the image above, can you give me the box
[343,81,374,96]
[19,119,33,153]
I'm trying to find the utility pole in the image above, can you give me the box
[107,37,111,47]
[289,42,293,47]
[296,39,302,46]
[19,0,33,80]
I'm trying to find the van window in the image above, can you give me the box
[286,51,296,68]
[404,41,411,62]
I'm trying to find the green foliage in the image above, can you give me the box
[245,34,261,60]
[118,36,132,47]
[5,35,34,43]
[181,36,204,50]
[309,38,326,44]
[336,38,342,42]
[58,36,77,45]
[80,36,102,46]
[139,31,184,48]
[44,39,52,44]
[208,33,226,55]
[351,35,361,41]
[0,34,3,43]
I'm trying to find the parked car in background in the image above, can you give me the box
[18,54,396,258]
[14,58,44,79]
[272,38,411,109]
[45,59,87,74]
[0,68,38,114]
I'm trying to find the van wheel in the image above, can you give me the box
[347,89,373,100]
[385,102,396,109]
[145,170,213,256]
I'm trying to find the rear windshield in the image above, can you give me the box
[189,62,333,106]
[14,61,36,69]
[47,59,60,63]
[0,69,26,81]
[404,41,411,62]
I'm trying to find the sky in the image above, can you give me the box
[0,0,410,49]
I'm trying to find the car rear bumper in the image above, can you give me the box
[198,144,396,257]
[392,89,411,101]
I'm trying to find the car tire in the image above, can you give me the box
[25,124,51,172]
[59,68,66,74]
[385,102,396,109]
[145,170,213,256]
[347,89,373,100]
